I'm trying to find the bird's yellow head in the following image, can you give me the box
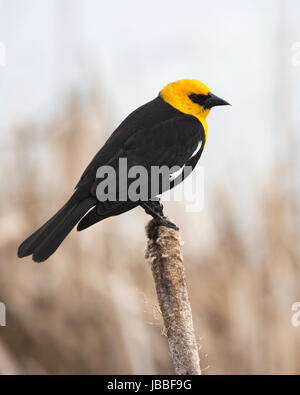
[160,79,230,137]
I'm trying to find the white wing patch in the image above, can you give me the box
[192,140,203,158]
[170,166,184,181]
[169,140,203,181]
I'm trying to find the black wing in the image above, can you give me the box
[77,102,205,230]
[76,97,204,188]
[76,96,177,188]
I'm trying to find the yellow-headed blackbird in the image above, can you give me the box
[18,79,230,262]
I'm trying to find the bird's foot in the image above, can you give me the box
[156,216,179,231]
[148,199,164,216]
[140,200,179,232]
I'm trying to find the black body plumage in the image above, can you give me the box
[18,96,206,262]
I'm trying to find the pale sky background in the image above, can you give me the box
[0,0,300,230]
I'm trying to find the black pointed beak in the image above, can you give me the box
[205,93,231,109]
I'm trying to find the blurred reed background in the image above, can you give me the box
[0,0,300,374]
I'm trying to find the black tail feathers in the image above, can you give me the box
[18,197,96,263]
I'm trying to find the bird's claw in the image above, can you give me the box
[157,216,179,231]
[141,201,179,231]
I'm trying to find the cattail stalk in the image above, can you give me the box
[145,220,201,375]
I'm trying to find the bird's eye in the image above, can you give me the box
[189,94,209,105]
